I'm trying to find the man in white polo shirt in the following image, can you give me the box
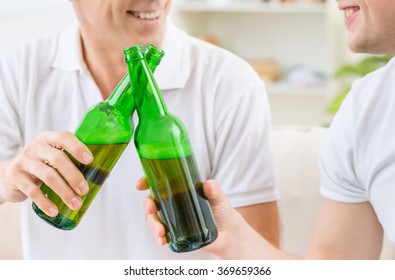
[0,0,279,259]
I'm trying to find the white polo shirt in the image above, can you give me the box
[319,57,395,243]
[0,20,279,259]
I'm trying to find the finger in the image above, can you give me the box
[144,196,158,215]
[22,140,87,194]
[21,158,83,210]
[41,131,93,165]
[12,170,59,217]
[146,211,166,241]
[157,236,167,246]
[33,143,89,196]
[136,176,149,191]
[143,195,167,246]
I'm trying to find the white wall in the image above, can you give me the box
[0,0,75,51]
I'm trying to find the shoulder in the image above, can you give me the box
[325,57,395,142]
[329,57,395,128]
[319,57,395,202]
[0,31,61,78]
[348,57,395,104]
[1,30,60,62]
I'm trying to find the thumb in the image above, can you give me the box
[201,179,244,258]
[203,179,227,207]
[203,179,237,230]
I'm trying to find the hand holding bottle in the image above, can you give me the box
[138,177,303,260]
[136,177,251,258]
[30,44,164,230]
[0,131,93,217]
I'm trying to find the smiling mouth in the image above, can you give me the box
[127,10,162,20]
[344,6,360,18]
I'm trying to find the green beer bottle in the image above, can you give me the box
[32,45,164,230]
[124,44,218,252]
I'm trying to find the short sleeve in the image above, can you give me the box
[319,80,368,203]
[212,76,279,207]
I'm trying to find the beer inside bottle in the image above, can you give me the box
[32,45,163,230]
[124,44,218,252]
[141,155,217,252]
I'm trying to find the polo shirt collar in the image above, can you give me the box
[52,19,190,90]
[155,19,191,90]
[52,21,87,74]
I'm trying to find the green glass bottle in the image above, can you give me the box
[124,44,218,253]
[32,45,163,230]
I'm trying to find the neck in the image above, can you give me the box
[79,31,127,100]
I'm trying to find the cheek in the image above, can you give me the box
[365,15,395,43]
[365,3,395,32]
[376,9,395,33]
[91,9,119,32]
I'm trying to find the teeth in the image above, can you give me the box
[344,7,358,18]
[132,10,161,20]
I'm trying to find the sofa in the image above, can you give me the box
[1,125,394,259]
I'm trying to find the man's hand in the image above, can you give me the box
[136,177,256,258]
[0,131,93,217]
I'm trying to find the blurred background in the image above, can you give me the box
[2,0,395,259]
[0,0,376,126]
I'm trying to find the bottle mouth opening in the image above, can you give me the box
[123,44,144,62]
[144,43,165,57]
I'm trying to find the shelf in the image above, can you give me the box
[174,0,335,125]
[176,1,327,14]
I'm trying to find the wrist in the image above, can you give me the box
[221,211,280,259]
[0,161,10,204]
[216,212,256,259]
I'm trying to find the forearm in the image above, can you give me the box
[217,210,298,260]
[236,201,280,248]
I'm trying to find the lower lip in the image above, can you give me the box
[344,9,360,29]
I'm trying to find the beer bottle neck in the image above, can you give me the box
[125,46,168,119]
[106,74,134,116]
[106,45,163,117]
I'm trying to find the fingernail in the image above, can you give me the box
[71,197,82,209]
[82,151,93,163]
[49,207,58,217]
[78,181,89,195]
